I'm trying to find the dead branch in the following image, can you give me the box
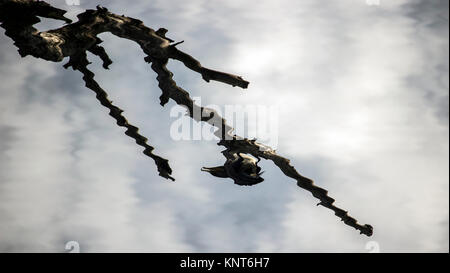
[0,0,373,236]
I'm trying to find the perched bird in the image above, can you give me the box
[202,152,264,186]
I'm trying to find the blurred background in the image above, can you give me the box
[0,0,448,252]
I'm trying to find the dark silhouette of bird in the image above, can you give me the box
[202,152,264,186]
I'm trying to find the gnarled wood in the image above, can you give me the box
[0,0,373,236]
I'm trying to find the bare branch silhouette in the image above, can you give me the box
[0,0,373,236]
